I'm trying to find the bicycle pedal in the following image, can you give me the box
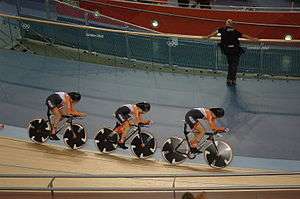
[190,147,202,154]
[118,142,128,150]
[187,152,196,159]
[50,134,60,141]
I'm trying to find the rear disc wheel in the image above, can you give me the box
[161,137,188,165]
[95,128,119,153]
[28,119,50,143]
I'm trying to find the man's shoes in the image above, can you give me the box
[118,142,128,150]
[190,147,202,154]
[49,134,60,141]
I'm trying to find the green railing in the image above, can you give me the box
[0,0,300,77]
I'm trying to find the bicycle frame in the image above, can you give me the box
[174,123,219,158]
[46,109,75,136]
[123,125,143,144]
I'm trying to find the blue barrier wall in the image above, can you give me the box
[18,19,300,76]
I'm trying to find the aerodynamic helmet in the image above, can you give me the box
[136,102,151,112]
[68,92,81,102]
[209,108,224,118]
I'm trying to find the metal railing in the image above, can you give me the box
[1,172,300,192]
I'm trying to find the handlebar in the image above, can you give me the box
[205,128,230,136]
[62,114,85,119]
[132,123,150,128]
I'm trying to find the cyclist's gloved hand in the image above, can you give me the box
[215,128,225,133]
[80,112,87,117]
[138,122,145,126]
[138,120,152,126]
[74,112,87,117]
[144,120,153,125]
[216,128,229,133]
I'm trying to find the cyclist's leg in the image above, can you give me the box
[114,109,131,149]
[50,107,62,135]
[46,94,64,140]
[185,109,205,152]
[113,110,127,135]
[118,120,131,144]
[46,94,63,134]
[191,121,205,148]
[114,120,130,149]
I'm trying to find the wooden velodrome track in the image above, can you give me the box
[0,136,299,199]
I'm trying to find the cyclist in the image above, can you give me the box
[45,91,87,140]
[185,107,228,153]
[113,102,152,149]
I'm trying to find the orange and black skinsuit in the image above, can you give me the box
[185,107,225,153]
[45,92,86,140]
[113,103,151,149]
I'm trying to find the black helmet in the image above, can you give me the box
[136,102,151,112]
[210,108,224,118]
[68,92,81,102]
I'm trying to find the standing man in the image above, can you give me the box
[206,19,258,86]
[291,0,300,9]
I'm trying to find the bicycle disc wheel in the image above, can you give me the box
[130,132,156,159]
[161,137,188,165]
[63,123,87,149]
[94,128,119,153]
[204,140,233,168]
[28,119,50,143]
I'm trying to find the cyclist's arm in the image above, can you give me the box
[132,107,142,124]
[132,106,150,125]
[206,111,224,132]
[65,95,86,116]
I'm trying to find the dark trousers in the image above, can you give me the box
[226,53,240,82]
[178,0,190,7]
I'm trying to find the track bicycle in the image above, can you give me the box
[94,123,156,159]
[161,122,233,168]
[28,110,87,149]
